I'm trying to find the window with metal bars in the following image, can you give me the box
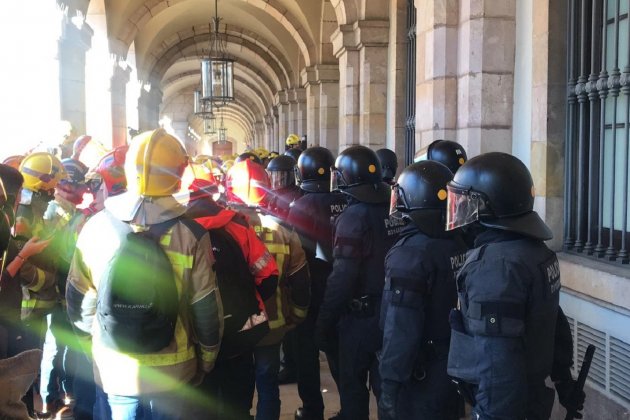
[565,0,630,264]
[404,0,416,166]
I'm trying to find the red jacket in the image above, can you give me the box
[188,198,279,311]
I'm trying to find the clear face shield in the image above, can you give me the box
[389,184,408,219]
[445,184,486,231]
[330,167,346,192]
[294,166,302,186]
[268,170,294,191]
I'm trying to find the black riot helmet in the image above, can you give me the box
[331,145,390,204]
[266,155,296,191]
[427,140,468,174]
[236,152,263,166]
[296,147,335,193]
[284,148,302,162]
[376,148,398,184]
[390,161,453,236]
[445,152,552,240]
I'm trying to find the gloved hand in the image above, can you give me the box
[377,380,400,420]
[555,379,585,419]
[315,326,336,353]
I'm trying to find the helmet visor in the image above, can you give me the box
[268,171,293,191]
[330,167,346,192]
[86,174,104,194]
[389,184,407,219]
[446,184,483,231]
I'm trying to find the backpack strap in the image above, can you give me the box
[142,217,182,242]
[179,217,208,241]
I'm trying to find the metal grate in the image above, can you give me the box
[577,322,607,388]
[564,0,630,265]
[404,0,416,165]
[610,337,630,403]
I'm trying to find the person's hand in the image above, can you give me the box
[555,379,585,419]
[19,236,52,259]
[378,380,400,420]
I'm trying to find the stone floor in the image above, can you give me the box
[273,359,378,420]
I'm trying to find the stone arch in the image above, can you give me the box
[145,25,293,88]
[112,0,316,66]
[329,0,359,26]
[148,35,289,92]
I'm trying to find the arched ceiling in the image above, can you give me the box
[94,0,370,150]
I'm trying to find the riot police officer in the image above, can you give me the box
[287,147,348,420]
[426,139,467,174]
[236,152,263,166]
[266,155,302,222]
[375,148,398,185]
[316,145,400,420]
[445,152,584,419]
[378,161,467,420]
[284,148,302,163]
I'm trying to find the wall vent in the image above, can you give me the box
[576,322,607,388]
[610,337,630,403]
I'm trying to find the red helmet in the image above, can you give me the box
[2,155,25,170]
[226,159,270,206]
[72,135,108,168]
[90,145,128,196]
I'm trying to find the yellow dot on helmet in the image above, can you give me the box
[250,156,255,160]
[368,164,376,173]
[318,167,325,175]
[458,157,465,165]
[437,189,447,201]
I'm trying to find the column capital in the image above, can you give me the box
[111,63,132,85]
[288,88,306,104]
[60,18,93,52]
[331,20,389,57]
[274,90,290,106]
[301,65,340,87]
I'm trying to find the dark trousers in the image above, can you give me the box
[253,343,281,420]
[198,351,255,420]
[337,313,381,420]
[397,358,459,419]
[73,351,97,420]
[285,317,324,416]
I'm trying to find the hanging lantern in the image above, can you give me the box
[204,116,217,135]
[201,0,235,106]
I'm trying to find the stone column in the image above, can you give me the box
[457,0,516,156]
[273,107,280,152]
[288,88,307,138]
[332,24,361,149]
[275,91,290,150]
[264,115,275,151]
[530,0,567,250]
[357,20,389,149]
[301,65,340,152]
[111,64,131,147]
[254,121,265,149]
[302,66,320,146]
[414,0,459,153]
[138,84,163,131]
[58,18,93,136]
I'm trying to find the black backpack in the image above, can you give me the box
[97,216,180,354]
[208,225,269,361]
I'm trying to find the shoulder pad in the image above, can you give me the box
[458,244,487,274]
[179,217,207,240]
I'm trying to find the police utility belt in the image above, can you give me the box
[347,295,380,317]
